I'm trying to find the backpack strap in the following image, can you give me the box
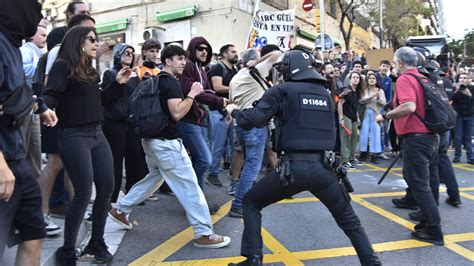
[249,67,271,91]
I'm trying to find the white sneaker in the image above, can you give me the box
[44,213,62,236]
[147,194,159,202]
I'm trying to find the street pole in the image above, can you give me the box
[379,0,383,48]
[320,0,325,51]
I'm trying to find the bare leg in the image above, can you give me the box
[15,239,42,266]
[38,154,63,213]
[231,150,244,181]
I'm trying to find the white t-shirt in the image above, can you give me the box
[229,63,270,110]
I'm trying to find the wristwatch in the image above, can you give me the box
[382,112,389,120]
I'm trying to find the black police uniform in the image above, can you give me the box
[229,50,380,266]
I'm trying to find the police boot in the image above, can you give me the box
[228,255,263,266]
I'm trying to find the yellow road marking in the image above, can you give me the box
[129,201,233,266]
[453,164,474,172]
[362,163,404,177]
[460,192,474,201]
[261,227,304,265]
[149,234,474,265]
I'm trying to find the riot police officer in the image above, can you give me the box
[225,50,381,266]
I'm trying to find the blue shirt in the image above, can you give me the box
[0,32,27,160]
[20,42,44,89]
[376,72,392,103]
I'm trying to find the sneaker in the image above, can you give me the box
[411,230,444,246]
[208,203,220,215]
[342,162,356,169]
[378,153,391,160]
[147,194,159,202]
[193,234,231,248]
[83,239,113,263]
[468,159,474,165]
[159,185,175,196]
[56,247,77,266]
[392,198,418,210]
[370,155,380,164]
[228,180,239,195]
[108,208,132,230]
[408,210,423,222]
[452,158,460,163]
[49,204,68,218]
[359,152,369,162]
[350,159,363,166]
[445,198,462,207]
[44,213,62,236]
[229,206,243,218]
[228,254,263,266]
[206,175,223,188]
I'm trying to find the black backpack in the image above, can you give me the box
[406,73,456,133]
[128,73,169,138]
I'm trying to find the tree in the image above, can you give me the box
[370,0,431,48]
[336,0,367,50]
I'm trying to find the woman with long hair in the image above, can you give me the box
[358,73,386,164]
[338,71,365,169]
[40,26,131,265]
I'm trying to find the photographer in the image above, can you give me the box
[452,73,474,164]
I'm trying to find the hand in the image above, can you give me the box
[116,67,132,84]
[96,42,109,59]
[189,82,204,98]
[0,157,15,202]
[246,60,258,68]
[375,114,385,123]
[40,109,58,127]
[462,88,472,97]
[222,98,230,107]
[225,103,239,114]
[338,119,344,126]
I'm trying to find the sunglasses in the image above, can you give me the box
[123,51,134,57]
[196,46,209,52]
[85,36,98,44]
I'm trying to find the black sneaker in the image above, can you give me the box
[56,247,77,266]
[228,254,263,266]
[228,180,239,195]
[350,159,363,166]
[206,175,223,188]
[445,198,462,207]
[452,158,460,163]
[392,198,418,210]
[342,162,356,169]
[208,203,220,215]
[411,229,444,246]
[370,155,380,164]
[83,240,113,263]
[229,206,243,218]
[408,210,423,221]
[468,159,474,165]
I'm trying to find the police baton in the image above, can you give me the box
[377,153,402,185]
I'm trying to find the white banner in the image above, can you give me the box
[246,8,295,51]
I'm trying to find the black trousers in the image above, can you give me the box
[58,124,114,249]
[401,134,441,230]
[240,154,378,265]
[102,118,148,203]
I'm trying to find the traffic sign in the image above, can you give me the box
[302,0,313,12]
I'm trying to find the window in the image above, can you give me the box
[328,0,337,16]
[262,0,288,10]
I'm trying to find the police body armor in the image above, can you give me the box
[272,81,336,153]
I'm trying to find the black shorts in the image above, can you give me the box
[0,159,46,255]
[41,124,59,154]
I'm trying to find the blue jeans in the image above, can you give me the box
[177,121,212,189]
[233,126,267,209]
[209,111,232,177]
[359,109,382,153]
[454,115,473,161]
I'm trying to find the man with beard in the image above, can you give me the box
[207,44,239,190]
[0,0,57,264]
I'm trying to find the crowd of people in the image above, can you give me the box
[1,1,473,266]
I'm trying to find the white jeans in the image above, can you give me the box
[116,138,214,238]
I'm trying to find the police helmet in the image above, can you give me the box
[273,49,326,82]
[415,51,429,76]
[425,59,440,70]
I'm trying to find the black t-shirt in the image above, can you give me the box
[342,90,359,121]
[41,60,103,128]
[208,62,237,97]
[156,72,184,139]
